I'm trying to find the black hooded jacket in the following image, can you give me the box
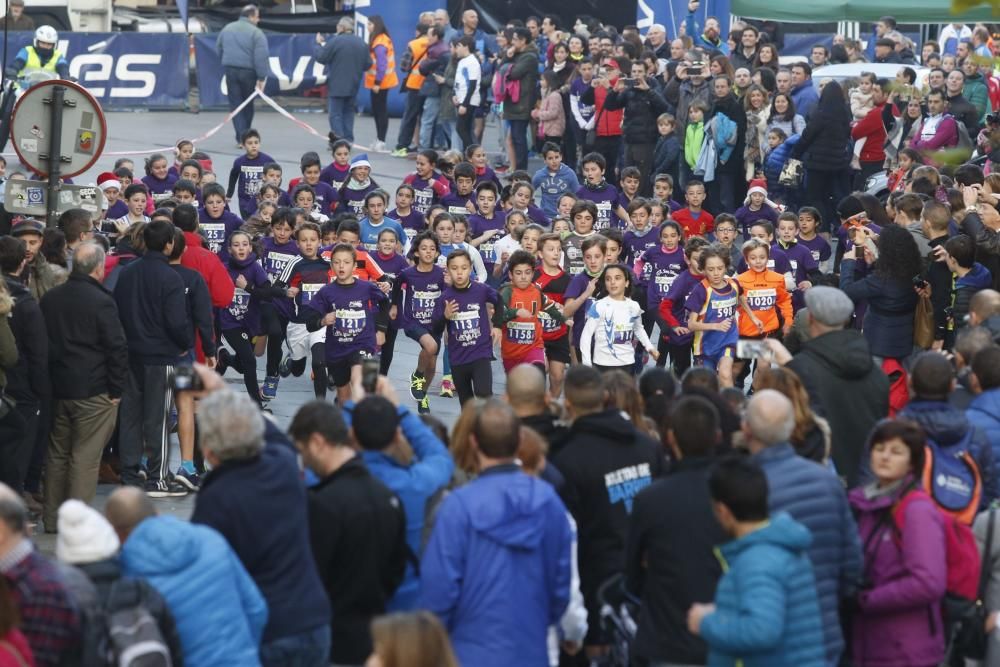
[787,328,889,487]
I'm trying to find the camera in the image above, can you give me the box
[170,366,203,393]
[912,275,929,290]
[361,355,381,394]
[988,112,1000,126]
[736,339,767,360]
[690,61,706,69]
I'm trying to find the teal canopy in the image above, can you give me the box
[730,0,998,23]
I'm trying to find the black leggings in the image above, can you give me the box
[379,327,399,375]
[457,111,475,151]
[452,358,493,405]
[371,89,389,142]
[311,342,327,399]
[663,341,692,377]
[262,305,289,377]
[223,329,261,404]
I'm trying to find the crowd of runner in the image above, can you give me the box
[1,5,1000,667]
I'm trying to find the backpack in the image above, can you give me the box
[492,62,520,104]
[921,430,983,526]
[103,579,171,667]
[954,116,974,155]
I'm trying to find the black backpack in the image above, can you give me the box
[101,578,172,667]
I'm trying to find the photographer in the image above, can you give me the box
[604,59,670,196]
[579,56,627,179]
[663,51,712,139]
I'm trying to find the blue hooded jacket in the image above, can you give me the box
[420,464,573,667]
[701,512,826,667]
[967,389,1000,471]
[120,516,268,667]
[361,407,454,610]
[764,134,800,197]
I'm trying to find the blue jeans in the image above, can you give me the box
[395,91,424,151]
[419,95,441,150]
[435,117,455,149]
[259,625,331,667]
[225,66,257,143]
[508,119,529,170]
[327,96,356,142]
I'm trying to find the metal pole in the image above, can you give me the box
[45,84,65,228]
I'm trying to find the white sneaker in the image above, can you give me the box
[372,140,387,153]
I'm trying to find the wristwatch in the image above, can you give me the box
[966,205,979,213]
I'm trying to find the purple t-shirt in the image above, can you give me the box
[510,204,549,227]
[405,174,448,215]
[141,173,178,205]
[219,258,270,332]
[231,152,275,215]
[375,252,408,282]
[469,212,507,271]
[338,181,377,216]
[661,269,700,344]
[686,280,740,358]
[776,240,819,311]
[565,271,598,348]
[576,182,624,231]
[441,191,476,216]
[733,204,779,236]
[105,200,128,221]
[797,234,832,264]
[198,208,244,256]
[320,162,351,190]
[623,227,659,278]
[433,281,500,366]
[636,245,687,310]
[475,167,501,189]
[395,265,445,330]
[737,245,793,275]
[387,208,427,245]
[306,279,388,362]
[260,237,299,318]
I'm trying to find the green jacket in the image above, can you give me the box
[964,74,990,124]
[685,121,705,169]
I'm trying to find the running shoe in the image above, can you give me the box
[278,354,293,378]
[174,467,202,492]
[371,140,387,153]
[410,372,427,401]
[440,375,455,398]
[390,147,410,157]
[261,375,279,401]
[417,396,430,414]
[145,478,188,498]
[216,348,230,376]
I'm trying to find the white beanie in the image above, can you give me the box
[56,499,120,564]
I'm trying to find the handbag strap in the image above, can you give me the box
[0,639,29,667]
[978,506,996,601]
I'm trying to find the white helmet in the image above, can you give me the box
[34,25,58,46]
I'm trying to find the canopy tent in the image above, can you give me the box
[730,0,998,23]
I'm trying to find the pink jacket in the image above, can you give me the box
[534,91,565,138]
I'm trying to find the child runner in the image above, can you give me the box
[534,232,573,397]
[532,142,580,219]
[616,166,642,213]
[441,162,478,215]
[466,144,502,188]
[303,243,389,403]
[657,236,711,377]
[576,152,628,231]
[652,173,682,212]
[685,245,749,388]
[259,209,300,400]
[734,238,792,381]
[509,181,550,226]
[374,227,409,375]
[388,183,427,244]
[634,220,687,366]
[733,179,779,237]
[604,229,624,264]
[580,263,660,371]
[106,183,149,245]
[404,149,451,216]
[172,180,198,207]
[217,231,280,405]
[141,153,177,207]
[262,162,293,206]
[295,152,339,214]
[648,200,669,227]
[227,128,275,218]
[97,172,126,221]
[672,179,715,237]
[563,200,599,275]
[712,213,743,272]
[169,139,194,178]
[199,183,244,255]
[338,154,380,217]
[563,235,608,362]
[358,190,406,253]
[320,139,353,189]
[796,206,832,271]
[495,249,565,373]
[432,248,504,404]
[492,210,529,280]
[467,181,507,280]
[394,231,445,414]
[775,213,820,311]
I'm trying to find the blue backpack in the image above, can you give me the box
[922,430,982,525]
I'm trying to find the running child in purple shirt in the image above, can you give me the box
[320,139,352,190]
[655,236,711,377]
[258,209,300,400]
[616,166,641,214]
[296,152,339,214]
[576,152,629,231]
[338,154,380,217]
[467,181,507,279]
[775,213,821,311]
[374,227,410,376]
[388,183,428,245]
[393,231,445,414]
[404,149,451,216]
[796,206,832,269]
[198,183,244,256]
[226,129,275,218]
[563,235,608,361]
[141,153,178,207]
[466,144,502,189]
[304,243,390,403]
[440,162,478,216]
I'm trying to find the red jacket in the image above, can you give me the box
[181,231,235,308]
[593,85,624,137]
[850,102,887,163]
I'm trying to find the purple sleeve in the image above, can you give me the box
[374,44,388,84]
[305,286,329,316]
[564,275,585,300]
[684,283,707,314]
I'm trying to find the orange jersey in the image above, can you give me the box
[496,283,563,363]
[736,269,792,336]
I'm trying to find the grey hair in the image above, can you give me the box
[197,389,265,463]
[71,241,105,277]
[745,389,795,447]
[338,16,355,32]
[241,4,259,17]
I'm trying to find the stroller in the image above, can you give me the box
[597,573,641,667]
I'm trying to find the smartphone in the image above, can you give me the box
[863,236,880,262]
[361,355,380,394]
[690,61,706,69]
[170,366,203,393]
[620,77,636,86]
[736,338,767,360]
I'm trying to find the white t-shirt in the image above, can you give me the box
[454,53,482,108]
[580,296,655,367]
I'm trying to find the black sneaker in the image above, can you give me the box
[278,354,293,378]
[145,479,189,498]
[174,468,201,492]
[216,348,230,376]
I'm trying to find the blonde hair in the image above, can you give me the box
[752,366,827,458]
[370,611,458,667]
[450,399,485,477]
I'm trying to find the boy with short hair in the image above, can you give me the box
[262,162,292,206]
[713,213,742,271]
[198,183,244,256]
[532,142,580,219]
[171,179,198,206]
[468,181,507,279]
[227,128,275,219]
[652,173,681,212]
[563,234,608,361]
[945,234,993,341]
[534,233,573,397]
[576,152,629,231]
[495,249,565,373]
[672,180,715,237]
[617,166,642,212]
[441,162,478,215]
[563,200,599,276]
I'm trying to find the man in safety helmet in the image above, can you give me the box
[5,25,69,81]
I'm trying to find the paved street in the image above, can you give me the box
[33,105,517,548]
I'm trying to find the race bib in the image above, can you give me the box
[333,308,366,340]
[451,310,481,344]
[301,282,325,305]
[654,273,676,296]
[711,295,738,320]
[411,289,440,322]
[414,187,434,214]
[611,322,634,344]
[539,310,562,333]
[201,222,225,254]
[228,287,250,319]
[241,166,264,197]
[810,249,821,262]
[594,200,612,229]
[265,252,296,280]
[506,320,536,345]
[747,288,777,310]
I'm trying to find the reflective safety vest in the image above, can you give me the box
[21,46,61,76]
[365,33,399,90]
[403,37,429,91]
